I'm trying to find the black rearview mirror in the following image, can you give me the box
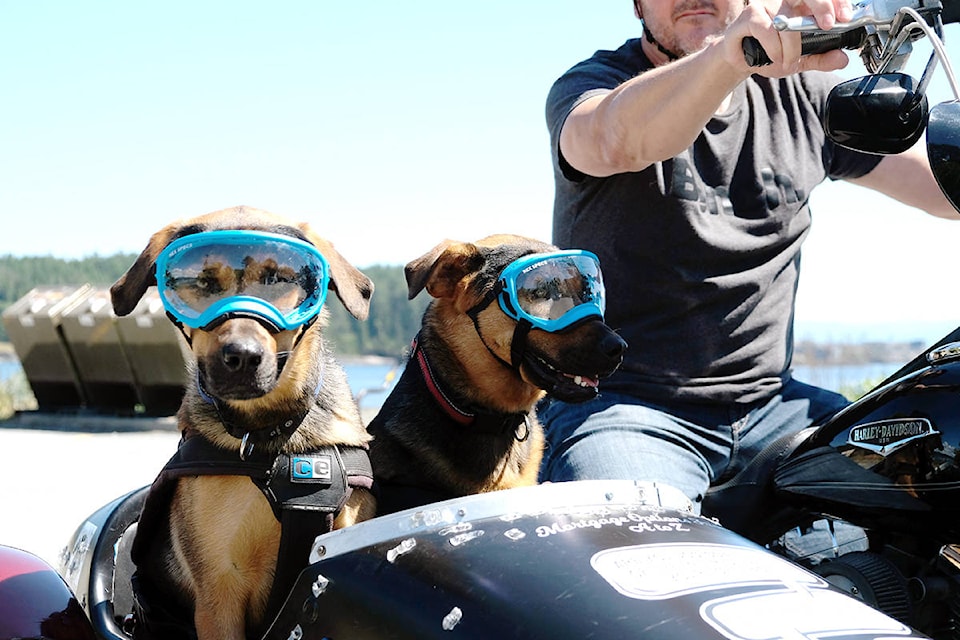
[824,73,928,154]
[927,100,960,212]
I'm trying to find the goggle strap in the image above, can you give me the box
[466,287,518,374]
[291,314,319,351]
[510,320,532,371]
[465,284,500,324]
[166,311,193,348]
[497,280,518,318]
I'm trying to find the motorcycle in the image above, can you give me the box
[700,2,960,639]
[28,0,960,638]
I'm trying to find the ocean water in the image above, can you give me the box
[343,360,402,410]
[0,360,20,382]
[791,362,900,394]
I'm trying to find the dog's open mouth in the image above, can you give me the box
[523,353,600,403]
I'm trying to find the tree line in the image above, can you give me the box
[0,254,429,357]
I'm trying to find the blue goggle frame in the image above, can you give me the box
[155,229,330,331]
[497,250,606,332]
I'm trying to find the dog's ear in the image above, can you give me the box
[405,240,485,300]
[110,223,185,317]
[301,228,373,321]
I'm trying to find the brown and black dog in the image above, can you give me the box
[110,206,376,640]
[366,234,627,514]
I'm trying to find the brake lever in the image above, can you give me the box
[771,0,890,32]
[742,0,920,67]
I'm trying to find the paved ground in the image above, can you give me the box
[0,408,380,572]
[0,421,181,570]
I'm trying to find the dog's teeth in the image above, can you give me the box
[562,372,599,389]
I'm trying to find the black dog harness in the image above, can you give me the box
[130,433,373,639]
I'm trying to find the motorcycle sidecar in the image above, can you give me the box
[61,479,933,640]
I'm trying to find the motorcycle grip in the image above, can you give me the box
[742,30,865,66]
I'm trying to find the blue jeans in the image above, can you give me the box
[537,377,847,512]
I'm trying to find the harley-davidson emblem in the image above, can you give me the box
[847,418,938,456]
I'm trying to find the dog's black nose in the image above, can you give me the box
[221,340,264,373]
[602,332,628,359]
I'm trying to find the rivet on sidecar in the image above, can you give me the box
[387,538,417,563]
[312,575,330,597]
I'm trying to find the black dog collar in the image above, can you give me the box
[195,364,326,459]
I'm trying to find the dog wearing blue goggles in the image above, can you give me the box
[155,230,331,331]
[400,236,626,404]
[365,235,626,517]
[107,206,379,640]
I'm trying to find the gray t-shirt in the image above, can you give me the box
[547,39,881,404]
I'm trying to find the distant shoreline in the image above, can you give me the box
[0,341,399,364]
[792,339,928,366]
[795,320,957,346]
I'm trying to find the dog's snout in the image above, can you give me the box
[198,318,279,399]
[221,339,264,373]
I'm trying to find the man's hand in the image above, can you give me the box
[799,0,854,30]
[719,0,852,75]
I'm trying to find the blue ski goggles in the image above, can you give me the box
[496,250,606,332]
[155,230,330,331]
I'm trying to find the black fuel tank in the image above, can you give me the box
[779,338,960,539]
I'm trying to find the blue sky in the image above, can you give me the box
[2,1,959,343]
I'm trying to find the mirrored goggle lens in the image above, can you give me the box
[512,255,605,322]
[162,239,323,321]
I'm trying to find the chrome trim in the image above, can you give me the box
[927,341,960,364]
[938,544,960,575]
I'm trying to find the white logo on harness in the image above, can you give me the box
[291,455,333,482]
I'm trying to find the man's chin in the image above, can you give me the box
[673,17,729,52]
